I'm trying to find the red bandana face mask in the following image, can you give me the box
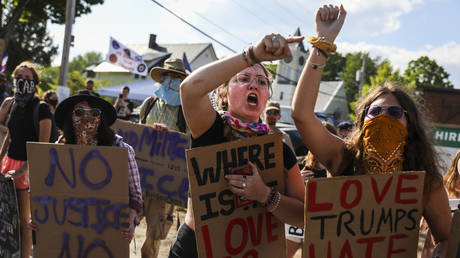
[362,114,408,174]
[73,113,100,146]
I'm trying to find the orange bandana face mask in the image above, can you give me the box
[362,114,408,174]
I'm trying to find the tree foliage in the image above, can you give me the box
[68,51,103,72]
[0,0,104,73]
[322,52,346,81]
[403,56,453,88]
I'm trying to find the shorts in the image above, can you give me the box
[1,156,29,190]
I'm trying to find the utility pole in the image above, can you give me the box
[58,0,76,88]
[356,56,366,98]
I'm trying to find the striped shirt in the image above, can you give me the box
[113,135,143,213]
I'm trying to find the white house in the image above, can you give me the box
[87,34,218,86]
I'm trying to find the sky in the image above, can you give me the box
[48,0,460,88]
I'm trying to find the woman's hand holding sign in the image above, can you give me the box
[225,161,271,204]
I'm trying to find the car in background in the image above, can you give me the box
[277,105,337,157]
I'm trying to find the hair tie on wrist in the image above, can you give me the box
[248,46,261,64]
[307,36,337,53]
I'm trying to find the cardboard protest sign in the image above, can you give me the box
[446,210,460,258]
[303,171,425,258]
[187,133,286,258]
[27,143,129,258]
[0,174,20,258]
[285,224,304,239]
[113,119,190,207]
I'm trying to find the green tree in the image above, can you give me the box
[0,0,104,72]
[322,52,346,81]
[68,51,103,72]
[403,56,453,88]
[341,52,378,104]
[67,70,87,95]
[362,60,403,96]
[38,66,60,92]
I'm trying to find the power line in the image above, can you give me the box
[149,0,348,100]
[149,0,236,53]
[228,0,286,33]
[192,11,249,46]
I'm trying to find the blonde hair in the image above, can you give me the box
[443,150,460,198]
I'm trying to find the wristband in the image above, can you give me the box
[248,46,261,64]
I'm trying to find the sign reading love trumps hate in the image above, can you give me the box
[27,143,129,258]
[187,133,286,258]
[113,119,190,207]
[303,171,425,258]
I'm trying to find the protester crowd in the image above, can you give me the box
[1,4,459,258]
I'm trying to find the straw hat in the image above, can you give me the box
[149,58,187,83]
[265,101,281,111]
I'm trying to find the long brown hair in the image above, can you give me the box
[347,82,442,194]
[443,150,460,197]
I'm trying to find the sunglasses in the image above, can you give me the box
[266,110,280,116]
[235,73,271,88]
[73,108,102,117]
[365,105,405,120]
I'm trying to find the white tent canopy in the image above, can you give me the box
[97,80,160,103]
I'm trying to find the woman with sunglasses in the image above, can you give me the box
[292,4,451,256]
[45,91,143,242]
[169,33,305,257]
[0,62,52,258]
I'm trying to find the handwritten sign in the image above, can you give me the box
[0,174,20,258]
[285,224,304,239]
[113,119,190,207]
[187,133,286,258]
[303,171,425,258]
[27,143,129,258]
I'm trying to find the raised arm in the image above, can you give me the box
[180,34,303,138]
[292,5,347,175]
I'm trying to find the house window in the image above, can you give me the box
[298,56,305,66]
[284,55,292,63]
[134,74,139,79]
[280,92,284,100]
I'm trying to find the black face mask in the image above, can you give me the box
[14,78,36,107]
[46,99,58,108]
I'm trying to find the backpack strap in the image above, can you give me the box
[140,96,158,124]
[32,99,41,140]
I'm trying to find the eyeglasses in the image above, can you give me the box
[73,108,102,117]
[365,105,405,120]
[266,110,280,116]
[235,73,271,88]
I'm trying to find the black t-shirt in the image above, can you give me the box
[116,98,134,120]
[7,98,52,161]
[192,112,297,170]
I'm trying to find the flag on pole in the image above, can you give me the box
[1,55,8,72]
[183,52,192,73]
[106,37,147,76]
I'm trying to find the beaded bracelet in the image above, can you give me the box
[263,187,277,207]
[267,191,281,213]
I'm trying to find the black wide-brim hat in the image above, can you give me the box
[55,91,117,130]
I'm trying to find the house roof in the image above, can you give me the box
[314,81,345,112]
[293,27,307,54]
[92,62,129,73]
[88,42,214,73]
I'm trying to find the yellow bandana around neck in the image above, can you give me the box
[362,114,408,174]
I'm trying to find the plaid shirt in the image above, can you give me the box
[113,135,143,213]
